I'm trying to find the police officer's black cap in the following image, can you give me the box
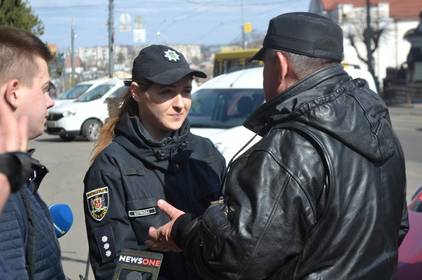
[251,12,344,62]
[124,45,206,86]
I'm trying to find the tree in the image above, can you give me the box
[0,0,44,35]
[117,52,125,65]
[342,1,390,93]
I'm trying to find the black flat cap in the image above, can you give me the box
[125,45,206,86]
[252,12,343,61]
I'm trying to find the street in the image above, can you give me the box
[30,106,422,280]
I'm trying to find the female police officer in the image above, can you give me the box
[83,45,226,280]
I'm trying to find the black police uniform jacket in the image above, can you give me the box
[171,64,409,280]
[83,112,226,280]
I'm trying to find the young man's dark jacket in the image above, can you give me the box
[172,64,408,280]
[0,153,65,280]
[84,112,226,280]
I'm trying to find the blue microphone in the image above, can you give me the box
[49,204,73,238]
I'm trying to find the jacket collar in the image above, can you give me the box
[114,112,191,171]
[27,149,48,192]
[244,63,348,135]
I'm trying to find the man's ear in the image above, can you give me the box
[275,52,289,84]
[3,80,20,110]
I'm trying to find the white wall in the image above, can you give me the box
[337,3,418,86]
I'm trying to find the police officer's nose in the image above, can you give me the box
[172,94,184,111]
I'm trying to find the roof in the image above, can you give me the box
[321,0,385,11]
[389,0,422,20]
[321,0,422,20]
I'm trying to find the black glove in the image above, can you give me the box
[0,152,33,192]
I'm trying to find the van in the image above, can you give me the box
[46,79,127,141]
[53,78,108,108]
[189,66,378,164]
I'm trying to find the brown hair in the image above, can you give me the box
[90,80,152,161]
[0,26,52,86]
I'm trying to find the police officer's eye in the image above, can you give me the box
[160,90,173,95]
[182,90,191,96]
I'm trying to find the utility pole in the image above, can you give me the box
[240,0,246,49]
[108,0,114,78]
[365,0,380,92]
[365,0,374,78]
[70,22,75,87]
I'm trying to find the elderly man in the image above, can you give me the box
[148,12,408,279]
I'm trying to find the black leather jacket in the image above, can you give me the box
[172,64,408,280]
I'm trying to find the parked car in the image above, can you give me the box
[46,79,127,141]
[397,186,422,280]
[190,66,378,164]
[53,78,108,108]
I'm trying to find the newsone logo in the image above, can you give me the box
[118,254,161,268]
[113,249,163,280]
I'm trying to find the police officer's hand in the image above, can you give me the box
[146,200,184,252]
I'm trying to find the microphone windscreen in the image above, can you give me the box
[49,203,73,238]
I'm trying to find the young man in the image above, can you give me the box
[148,12,408,279]
[0,26,64,280]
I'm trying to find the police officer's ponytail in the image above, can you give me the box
[90,80,152,162]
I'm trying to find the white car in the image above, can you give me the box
[46,79,127,141]
[53,78,108,108]
[190,66,378,164]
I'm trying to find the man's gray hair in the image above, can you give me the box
[269,49,336,80]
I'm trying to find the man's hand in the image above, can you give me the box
[146,199,185,252]
[0,97,28,153]
[0,98,28,212]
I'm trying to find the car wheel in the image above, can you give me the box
[82,119,102,142]
[60,135,76,141]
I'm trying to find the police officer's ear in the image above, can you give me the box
[2,79,20,111]
[275,51,289,86]
[130,82,141,103]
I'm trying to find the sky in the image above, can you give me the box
[29,0,311,50]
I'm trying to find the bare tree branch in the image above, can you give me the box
[347,34,368,64]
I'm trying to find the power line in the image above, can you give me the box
[183,0,293,7]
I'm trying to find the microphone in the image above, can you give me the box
[49,204,73,238]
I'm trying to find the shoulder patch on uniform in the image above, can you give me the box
[86,187,109,222]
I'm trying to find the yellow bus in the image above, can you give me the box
[213,48,262,77]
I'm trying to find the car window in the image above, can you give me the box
[189,88,264,128]
[58,84,92,100]
[76,84,114,102]
[109,86,128,98]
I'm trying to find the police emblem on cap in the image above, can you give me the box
[164,49,180,62]
[86,187,109,221]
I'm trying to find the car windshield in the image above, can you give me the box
[57,84,92,100]
[76,84,114,102]
[189,88,264,128]
[109,86,128,98]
